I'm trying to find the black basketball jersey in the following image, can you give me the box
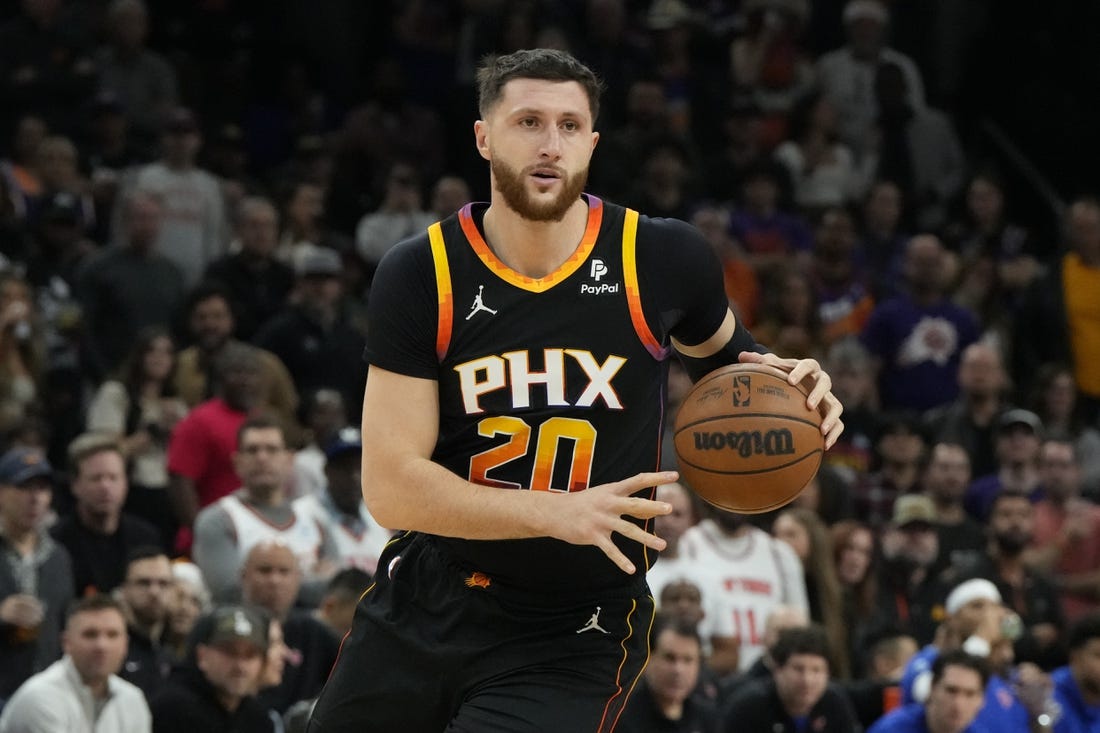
[364,194,729,593]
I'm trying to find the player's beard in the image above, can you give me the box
[491,158,588,222]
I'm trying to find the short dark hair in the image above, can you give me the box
[326,567,373,600]
[649,612,702,650]
[988,489,1031,515]
[931,649,990,690]
[236,414,286,449]
[771,624,833,670]
[1068,612,1100,652]
[126,545,169,570]
[476,49,604,123]
[66,593,126,625]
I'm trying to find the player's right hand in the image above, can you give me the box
[543,471,677,575]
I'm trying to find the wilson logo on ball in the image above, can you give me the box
[692,428,796,457]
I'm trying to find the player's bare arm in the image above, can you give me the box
[672,308,845,448]
[361,365,673,574]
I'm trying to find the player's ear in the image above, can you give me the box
[591,130,600,151]
[474,120,491,161]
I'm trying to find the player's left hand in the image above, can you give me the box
[738,351,844,449]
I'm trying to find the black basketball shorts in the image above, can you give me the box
[306,531,655,733]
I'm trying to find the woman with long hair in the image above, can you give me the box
[773,507,850,677]
[830,519,879,676]
[86,326,188,547]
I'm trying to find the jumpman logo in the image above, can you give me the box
[576,606,609,634]
[465,285,498,321]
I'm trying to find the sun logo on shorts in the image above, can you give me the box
[464,572,492,589]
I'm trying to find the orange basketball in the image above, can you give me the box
[672,363,824,514]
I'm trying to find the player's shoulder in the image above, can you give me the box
[634,211,708,248]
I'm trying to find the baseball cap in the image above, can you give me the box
[843,0,888,24]
[0,447,53,487]
[998,409,1043,435]
[203,605,268,652]
[891,494,936,528]
[295,248,342,278]
[324,426,362,460]
[945,578,1002,615]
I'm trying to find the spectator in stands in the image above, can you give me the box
[1029,363,1100,498]
[166,341,263,546]
[811,207,875,346]
[868,650,988,733]
[205,197,295,341]
[858,179,910,301]
[354,161,434,276]
[1027,439,1100,624]
[314,567,372,638]
[149,604,273,733]
[95,0,179,151]
[590,77,677,202]
[50,434,162,596]
[861,234,980,413]
[429,175,471,222]
[117,547,173,699]
[729,161,811,275]
[193,417,335,604]
[31,135,94,232]
[816,0,925,154]
[124,107,227,288]
[84,91,145,238]
[942,492,1064,671]
[1017,197,1100,425]
[162,562,209,665]
[775,90,863,213]
[0,446,72,701]
[274,181,327,268]
[773,508,850,678]
[924,342,1012,478]
[172,282,299,432]
[690,205,760,328]
[77,190,186,381]
[617,615,720,733]
[293,426,392,575]
[0,594,150,732]
[871,495,944,646]
[622,137,698,221]
[922,442,985,570]
[721,624,859,732]
[647,482,703,603]
[703,95,768,203]
[736,605,811,684]
[752,266,825,361]
[291,388,346,500]
[680,506,808,675]
[240,541,340,716]
[822,339,881,486]
[86,328,188,547]
[254,248,368,416]
[964,409,1044,521]
[1051,613,1100,732]
[830,519,879,671]
[853,414,927,527]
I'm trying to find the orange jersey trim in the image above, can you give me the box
[622,209,670,361]
[457,197,604,293]
[428,222,453,361]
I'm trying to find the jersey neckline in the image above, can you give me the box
[457,194,604,293]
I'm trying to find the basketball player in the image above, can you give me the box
[307,49,844,732]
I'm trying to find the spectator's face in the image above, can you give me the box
[220,361,261,410]
[951,597,998,639]
[831,362,871,406]
[196,640,265,703]
[234,427,291,494]
[143,335,175,382]
[64,608,129,687]
[125,195,162,249]
[237,203,279,257]
[190,296,233,349]
[996,426,1039,466]
[324,451,363,515]
[1071,639,1100,700]
[431,177,471,218]
[1044,372,1076,421]
[122,555,173,627]
[878,430,924,466]
[836,528,873,585]
[654,483,694,550]
[242,545,301,617]
[957,344,1006,396]
[883,524,938,568]
[847,17,885,57]
[989,495,1033,553]
[168,582,204,638]
[743,176,778,211]
[774,653,830,717]
[924,445,971,503]
[477,78,597,223]
[658,580,705,627]
[288,184,324,230]
[773,513,811,561]
[925,666,985,733]
[72,450,128,522]
[1039,442,1080,499]
[260,619,287,689]
[0,478,52,534]
[903,236,946,293]
[967,178,1003,227]
[645,629,701,705]
[865,181,902,231]
[626,81,666,127]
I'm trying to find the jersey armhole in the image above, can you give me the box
[428,222,452,361]
[622,209,671,361]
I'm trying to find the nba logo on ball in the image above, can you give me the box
[672,364,824,514]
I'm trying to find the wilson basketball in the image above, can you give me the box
[672,363,824,514]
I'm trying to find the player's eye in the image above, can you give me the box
[520,118,538,128]
[562,120,579,132]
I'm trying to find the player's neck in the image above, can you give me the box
[482,198,589,279]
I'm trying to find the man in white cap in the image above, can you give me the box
[899,578,1055,731]
[815,0,925,153]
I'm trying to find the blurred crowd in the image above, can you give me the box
[1,0,1100,731]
